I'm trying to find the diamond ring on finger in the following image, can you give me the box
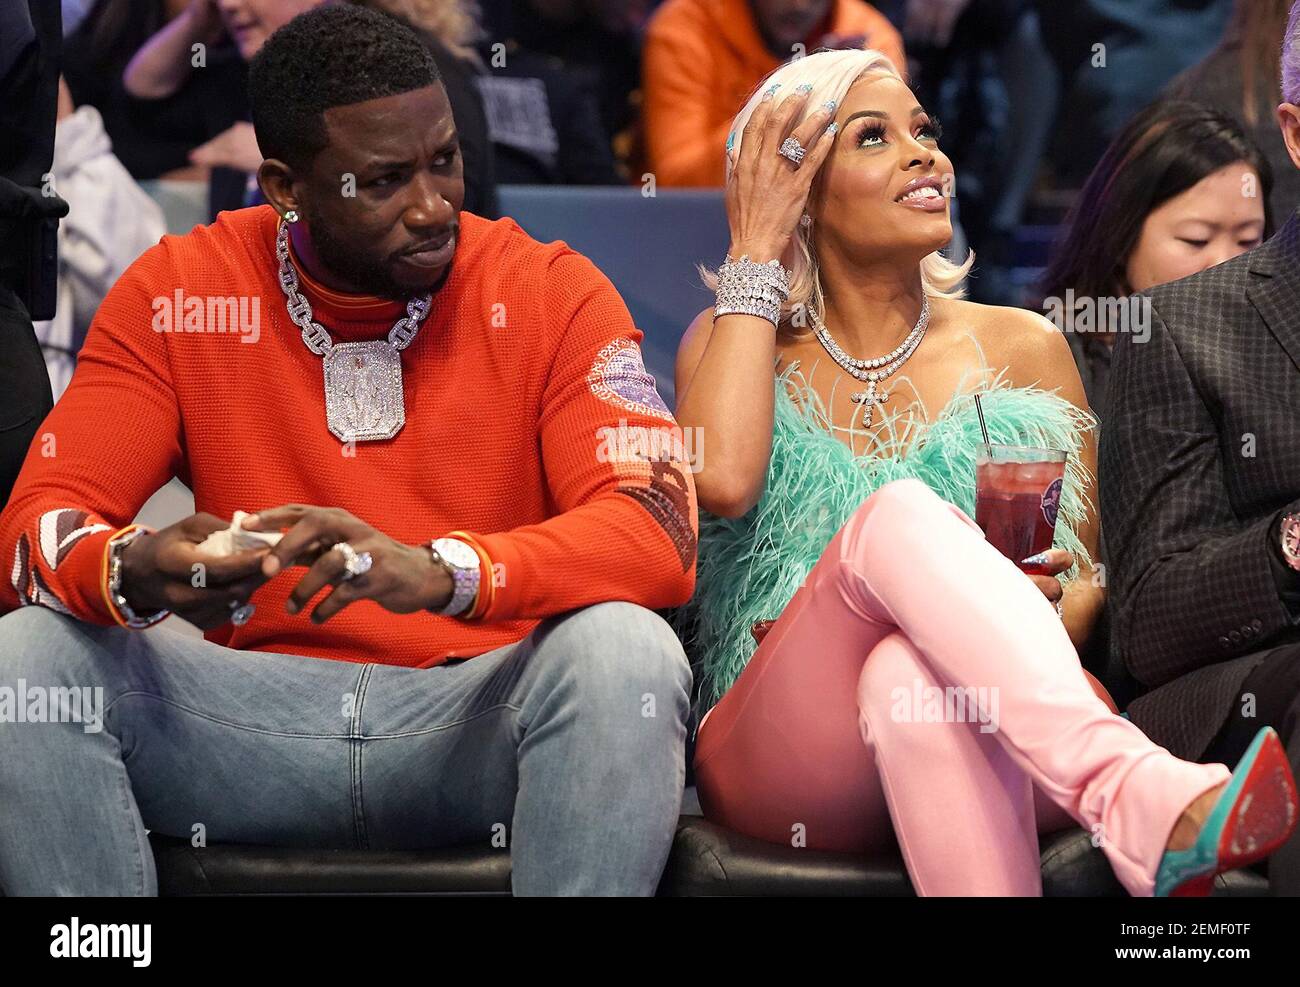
[778,136,805,167]
[332,541,373,581]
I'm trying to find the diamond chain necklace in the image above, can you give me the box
[808,296,930,428]
[275,221,433,442]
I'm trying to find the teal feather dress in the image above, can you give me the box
[673,360,1097,714]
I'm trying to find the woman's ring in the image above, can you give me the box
[778,136,805,167]
[230,600,255,626]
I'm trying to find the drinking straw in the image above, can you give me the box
[973,393,992,456]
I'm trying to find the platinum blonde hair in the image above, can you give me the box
[1284,1,1300,105]
[703,48,974,335]
[351,0,484,63]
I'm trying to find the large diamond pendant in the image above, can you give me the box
[322,341,405,442]
[851,379,887,427]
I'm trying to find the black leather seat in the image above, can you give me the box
[662,816,1267,896]
[148,814,1269,896]
[151,834,514,897]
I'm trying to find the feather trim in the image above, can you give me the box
[673,363,1097,714]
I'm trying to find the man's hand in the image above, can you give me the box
[120,513,272,630]
[244,505,453,623]
[189,121,262,172]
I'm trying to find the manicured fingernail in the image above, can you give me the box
[762,84,780,100]
[726,130,735,152]
[263,555,281,576]
[1020,552,1051,567]
[827,122,838,135]
[822,99,837,112]
[795,83,813,93]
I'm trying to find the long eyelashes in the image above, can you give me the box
[857,124,888,147]
[856,117,944,148]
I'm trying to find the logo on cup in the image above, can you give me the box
[1041,477,1063,528]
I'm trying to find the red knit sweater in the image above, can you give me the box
[1,205,698,666]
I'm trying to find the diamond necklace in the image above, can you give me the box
[276,222,433,442]
[808,296,930,427]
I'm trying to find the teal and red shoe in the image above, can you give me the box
[1155,726,1298,897]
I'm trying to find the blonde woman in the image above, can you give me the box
[672,48,1297,896]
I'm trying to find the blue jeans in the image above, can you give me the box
[0,600,692,895]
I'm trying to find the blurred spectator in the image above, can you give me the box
[642,0,904,187]
[467,0,623,184]
[34,79,167,400]
[900,0,1049,306]
[1037,100,1271,426]
[125,0,498,218]
[123,0,313,219]
[1035,0,1234,187]
[361,0,613,187]
[0,0,67,506]
[348,0,499,214]
[475,43,621,184]
[478,0,654,150]
[64,0,245,182]
[1166,0,1300,222]
[901,0,967,48]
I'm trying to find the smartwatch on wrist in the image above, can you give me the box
[426,537,481,617]
[1281,513,1300,573]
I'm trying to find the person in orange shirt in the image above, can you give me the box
[643,0,905,186]
[0,5,697,896]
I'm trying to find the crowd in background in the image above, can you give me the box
[25,0,1300,397]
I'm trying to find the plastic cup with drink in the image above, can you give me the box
[974,444,1067,574]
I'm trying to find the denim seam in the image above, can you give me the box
[102,691,354,740]
[350,664,374,850]
[112,756,148,895]
[360,702,524,741]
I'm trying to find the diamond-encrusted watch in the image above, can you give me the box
[107,526,170,629]
[426,537,481,617]
[1281,513,1300,572]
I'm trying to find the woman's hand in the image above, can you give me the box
[245,505,453,623]
[725,84,837,263]
[1023,548,1073,605]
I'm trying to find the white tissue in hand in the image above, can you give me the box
[195,511,283,557]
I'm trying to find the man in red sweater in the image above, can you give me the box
[0,6,698,896]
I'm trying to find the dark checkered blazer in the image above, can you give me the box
[1100,212,1300,761]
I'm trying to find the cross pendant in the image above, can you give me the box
[851,385,887,427]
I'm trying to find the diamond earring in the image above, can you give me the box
[284,209,300,224]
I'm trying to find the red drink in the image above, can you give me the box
[974,447,1067,573]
